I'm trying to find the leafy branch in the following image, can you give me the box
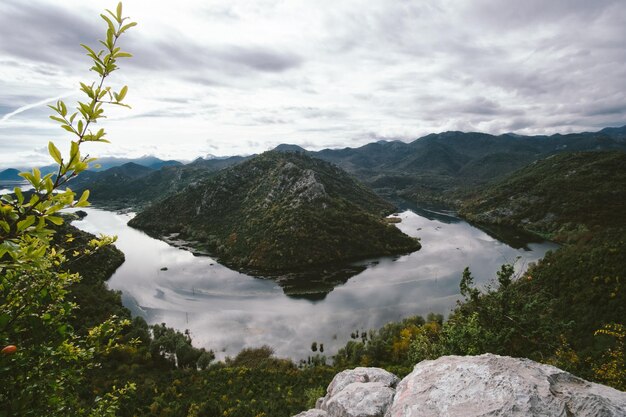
[0,2,136,250]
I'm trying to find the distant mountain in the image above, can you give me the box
[0,168,22,181]
[68,162,155,192]
[75,156,247,208]
[128,151,420,273]
[459,150,626,242]
[273,144,308,153]
[90,156,182,171]
[309,125,626,204]
[62,125,626,209]
[4,156,183,176]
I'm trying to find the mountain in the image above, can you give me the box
[128,151,420,273]
[68,162,155,197]
[310,125,626,204]
[459,150,626,242]
[273,144,308,153]
[4,156,183,176]
[0,168,22,181]
[61,125,626,210]
[73,156,247,208]
[88,156,182,171]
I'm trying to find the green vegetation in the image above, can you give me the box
[330,152,626,391]
[460,151,626,242]
[129,151,421,272]
[334,232,625,388]
[73,156,246,210]
[0,4,137,415]
[314,128,626,205]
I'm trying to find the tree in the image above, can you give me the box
[0,3,137,416]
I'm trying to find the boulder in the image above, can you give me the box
[292,355,626,417]
[325,367,400,400]
[386,354,626,417]
[323,382,395,417]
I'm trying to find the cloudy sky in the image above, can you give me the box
[0,0,625,168]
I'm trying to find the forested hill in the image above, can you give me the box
[128,151,420,272]
[309,125,626,203]
[73,156,246,208]
[459,151,626,242]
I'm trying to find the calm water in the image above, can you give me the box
[0,181,32,195]
[71,207,558,360]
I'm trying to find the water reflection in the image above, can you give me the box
[71,207,558,361]
[0,181,32,195]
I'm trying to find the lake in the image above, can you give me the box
[71,206,558,361]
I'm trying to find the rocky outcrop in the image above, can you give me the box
[294,354,626,417]
[312,368,399,417]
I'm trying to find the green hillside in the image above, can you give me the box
[459,151,626,241]
[128,151,420,272]
[73,156,246,209]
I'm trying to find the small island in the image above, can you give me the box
[128,151,421,273]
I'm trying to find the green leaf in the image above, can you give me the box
[14,187,24,204]
[59,100,67,116]
[116,52,133,58]
[46,216,64,226]
[80,43,98,58]
[100,13,116,34]
[17,216,36,232]
[33,168,41,184]
[70,141,79,162]
[19,171,34,185]
[78,189,90,204]
[116,2,123,22]
[48,141,63,165]
[106,28,114,50]
[119,22,137,34]
[117,85,128,101]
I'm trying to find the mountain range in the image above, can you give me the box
[55,125,626,208]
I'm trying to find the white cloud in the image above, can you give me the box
[0,0,624,168]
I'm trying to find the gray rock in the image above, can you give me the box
[386,353,626,417]
[293,410,328,417]
[323,382,395,417]
[325,367,400,399]
[293,367,400,417]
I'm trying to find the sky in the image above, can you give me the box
[0,0,625,169]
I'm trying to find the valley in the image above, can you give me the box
[69,205,556,360]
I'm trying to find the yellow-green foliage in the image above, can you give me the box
[0,4,137,415]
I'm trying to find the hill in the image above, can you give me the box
[128,151,420,272]
[459,151,626,242]
[73,156,247,208]
[0,168,22,181]
[311,125,626,204]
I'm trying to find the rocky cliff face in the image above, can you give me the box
[294,354,626,417]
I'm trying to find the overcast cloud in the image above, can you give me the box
[0,0,624,168]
